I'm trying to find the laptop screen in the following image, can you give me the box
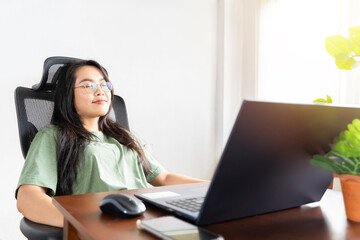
[197,100,360,225]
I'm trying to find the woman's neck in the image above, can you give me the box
[82,117,100,132]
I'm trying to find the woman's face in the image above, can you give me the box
[73,65,112,122]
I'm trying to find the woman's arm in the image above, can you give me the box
[17,184,64,228]
[149,170,208,186]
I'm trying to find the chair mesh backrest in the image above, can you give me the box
[15,56,129,159]
[25,98,54,131]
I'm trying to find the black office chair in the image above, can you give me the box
[14,56,130,240]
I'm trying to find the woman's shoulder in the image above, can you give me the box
[35,125,58,139]
[26,125,58,158]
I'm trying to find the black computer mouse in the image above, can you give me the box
[99,193,146,218]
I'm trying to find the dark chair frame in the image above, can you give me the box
[14,56,129,240]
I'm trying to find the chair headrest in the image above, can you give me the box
[32,56,82,91]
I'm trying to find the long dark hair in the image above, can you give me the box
[51,60,150,196]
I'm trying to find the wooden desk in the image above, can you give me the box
[53,183,360,240]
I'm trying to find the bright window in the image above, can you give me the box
[257,0,360,104]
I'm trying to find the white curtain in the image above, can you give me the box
[218,0,259,152]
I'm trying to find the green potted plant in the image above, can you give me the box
[311,119,360,222]
[311,26,360,222]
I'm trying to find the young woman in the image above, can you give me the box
[16,60,205,227]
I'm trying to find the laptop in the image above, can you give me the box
[135,100,360,225]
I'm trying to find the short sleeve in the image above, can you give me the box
[143,148,165,182]
[15,125,58,198]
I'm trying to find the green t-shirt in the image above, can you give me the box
[16,125,164,197]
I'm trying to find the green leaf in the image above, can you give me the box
[349,26,360,55]
[352,119,360,131]
[313,98,327,103]
[330,150,356,168]
[310,154,351,174]
[347,125,360,144]
[344,120,360,144]
[310,158,337,172]
[334,119,360,157]
[313,95,332,103]
[311,155,338,172]
[326,94,332,103]
[351,61,360,69]
[335,56,355,70]
[334,140,360,157]
[325,35,353,58]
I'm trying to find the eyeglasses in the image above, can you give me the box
[74,82,113,93]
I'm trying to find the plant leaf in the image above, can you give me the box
[352,119,360,132]
[330,150,356,168]
[349,26,360,55]
[313,98,327,103]
[335,56,355,70]
[325,35,353,58]
[334,119,360,157]
[311,155,339,173]
[311,154,352,174]
[351,61,360,69]
[313,95,332,103]
[326,94,333,103]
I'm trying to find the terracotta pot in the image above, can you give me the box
[335,173,360,222]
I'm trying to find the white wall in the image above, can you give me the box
[0,1,219,239]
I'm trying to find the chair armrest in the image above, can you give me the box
[20,217,62,240]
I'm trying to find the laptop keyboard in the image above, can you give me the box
[166,197,205,212]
